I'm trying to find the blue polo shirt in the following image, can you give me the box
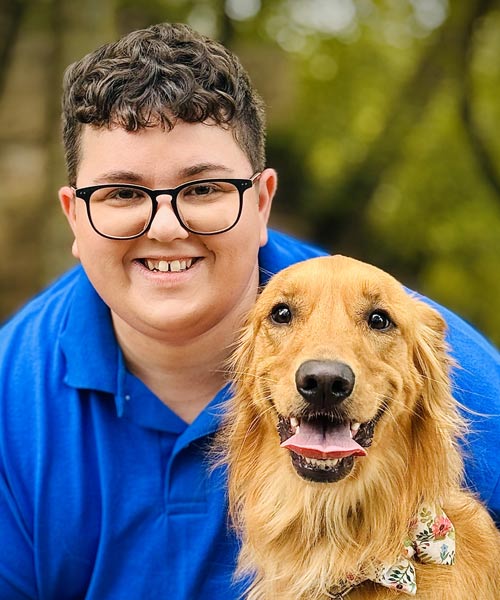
[0,230,499,599]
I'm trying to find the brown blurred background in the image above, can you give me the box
[1,0,499,345]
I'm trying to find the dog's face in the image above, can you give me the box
[235,255,446,484]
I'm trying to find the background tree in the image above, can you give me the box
[1,0,499,345]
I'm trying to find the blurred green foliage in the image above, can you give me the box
[1,0,499,345]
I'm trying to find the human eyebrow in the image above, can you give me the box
[178,163,233,179]
[92,171,144,184]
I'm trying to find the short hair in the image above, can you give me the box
[61,22,266,185]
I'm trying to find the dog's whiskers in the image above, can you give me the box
[213,367,279,388]
[229,370,278,386]
[258,266,277,282]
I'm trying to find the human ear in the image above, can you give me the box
[256,168,277,247]
[58,186,80,259]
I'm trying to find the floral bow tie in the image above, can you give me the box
[333,504,455,597]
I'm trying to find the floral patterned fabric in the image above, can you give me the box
[331,504,455,597]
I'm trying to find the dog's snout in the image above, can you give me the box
[295,360,355,407]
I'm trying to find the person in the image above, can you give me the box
[0,22,498,600]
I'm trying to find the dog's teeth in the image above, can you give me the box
[304,457,340,470]
[350,422,361,437]
[290,417,299,428]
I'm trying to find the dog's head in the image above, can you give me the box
[230,255,461,488]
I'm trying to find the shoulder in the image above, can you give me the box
[1,265,83,342]
[258,229,327,284]
[419,295,499,407]
[0,265,84,391]
[0,267,85,488]
[411,294,500,519]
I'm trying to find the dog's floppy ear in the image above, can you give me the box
[412,300,452,417]
[410,298,464,495]
[229,308,260,400]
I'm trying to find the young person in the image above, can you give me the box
[0,22,498,599]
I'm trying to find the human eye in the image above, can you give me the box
[185,182,221,196]
[94,186,148,205]
[180,180,234,203]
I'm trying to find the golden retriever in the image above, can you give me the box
[221,255,500,599]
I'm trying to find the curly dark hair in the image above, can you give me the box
[62,22,266,185]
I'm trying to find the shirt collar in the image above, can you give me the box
[60,267,119,394]
[58,267,231,440]
[115,343,231,438]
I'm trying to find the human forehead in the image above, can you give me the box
[76,121,252,186]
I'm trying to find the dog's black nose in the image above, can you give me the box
[295,360,355,407]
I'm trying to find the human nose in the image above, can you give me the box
[146,195,189,241]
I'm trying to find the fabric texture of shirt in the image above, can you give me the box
[0,229,499,599]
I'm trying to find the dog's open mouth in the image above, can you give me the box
[278,414,376,483]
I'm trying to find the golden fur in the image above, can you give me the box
[220,255,500,599]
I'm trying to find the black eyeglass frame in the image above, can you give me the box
[72,172,262,240]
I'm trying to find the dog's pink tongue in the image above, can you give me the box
[281,421,367,460]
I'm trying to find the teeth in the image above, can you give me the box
[350,422,361,438]
[304,456,340,469]
[145,258,193,272]
[288,417,361,439]
[170,260,181,272]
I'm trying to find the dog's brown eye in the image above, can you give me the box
[270,303,292,324]
[368,310,393,331]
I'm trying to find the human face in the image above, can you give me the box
[59,122,276,344]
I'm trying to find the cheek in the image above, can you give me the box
[210,225,255,258]
[354,341,414,414]
[252,332,304,413]
[72,214,99,259]
[207,234,261,293]
[74,232,102,263]
[233,202,267,249]
[73,224,129,277]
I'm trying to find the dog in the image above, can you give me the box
[221,255,500,599]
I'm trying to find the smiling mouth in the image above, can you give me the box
[140,257,200,273]
[278,414,377,483]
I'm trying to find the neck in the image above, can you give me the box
[112,304,249,423]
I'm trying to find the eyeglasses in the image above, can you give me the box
[72,172,261,239]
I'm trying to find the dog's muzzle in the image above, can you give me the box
[278,359,378,483]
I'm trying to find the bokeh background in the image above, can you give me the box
[1,0,499,346]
